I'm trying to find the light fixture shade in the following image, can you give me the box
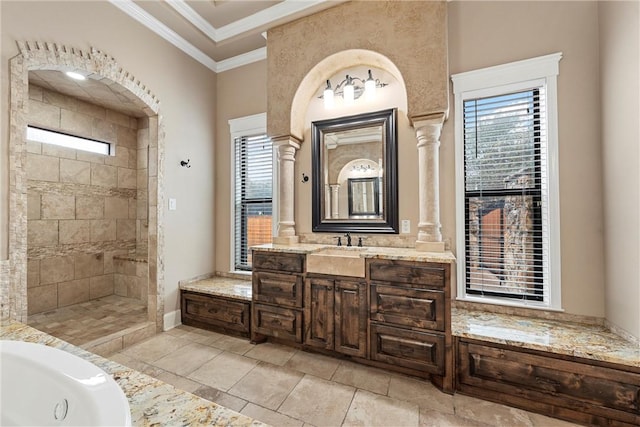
[344,83,355,105]
[323,88,335,109]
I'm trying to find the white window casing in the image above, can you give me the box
[228,112,277,273]
[451,53,562,310]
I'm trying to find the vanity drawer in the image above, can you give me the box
[253,271,303,308]
[370,283,444,331]
[252,303,302,343]
[181,292,250,334]
[253,251,304,273]
[457,339,640,426]
[370,323,445,375]
[369,259,446,288]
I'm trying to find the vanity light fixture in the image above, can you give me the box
[321,70,387,109]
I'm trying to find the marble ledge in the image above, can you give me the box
[0,321,266,427]
[452,308,640,368]
[251,243,456,263]
[180,276,252,301]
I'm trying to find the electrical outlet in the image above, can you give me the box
[168,198,177,211]
[401,219,410,234]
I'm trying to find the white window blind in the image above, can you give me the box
[463,88,548,301]
[234,133,273,270]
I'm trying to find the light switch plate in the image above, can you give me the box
[168,198,177,211]
[401,219,410,234]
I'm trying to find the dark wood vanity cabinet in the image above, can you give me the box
[251,251,305,343]
[250,250,453,392]
[456,338,640,426]
[368,259,452,391]
[304,275,367,358]
[181,291,251,336]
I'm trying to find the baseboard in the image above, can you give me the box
[163,310,182,331]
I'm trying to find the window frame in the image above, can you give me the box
[27,125,113,156]
[228,113,277,274]
[452,53,563,310]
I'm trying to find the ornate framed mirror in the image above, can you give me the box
[312,108,398,233]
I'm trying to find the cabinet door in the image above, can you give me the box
[304,277,334,350]
[335,280,367,358]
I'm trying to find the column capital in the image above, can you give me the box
[409,112,446,129]
[272,134,301,150]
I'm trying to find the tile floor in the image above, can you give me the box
[28,294,147,346]
[106,325,581,427]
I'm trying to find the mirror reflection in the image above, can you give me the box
[312,108,398,233]
[348,177,380,217]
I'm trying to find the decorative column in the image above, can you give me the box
[413,114,446,252]
[324,185,332,220]
[330,184,340,218]
[273,135,301,245]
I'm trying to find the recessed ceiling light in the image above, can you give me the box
[65,71,86,81]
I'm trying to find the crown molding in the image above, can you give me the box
[111,0,316,72]
[217,47,267,72]
[165,0,218,41]
[109,0,217,72]
[215,0,327,42]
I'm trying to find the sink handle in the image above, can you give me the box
[357,237,366,247]
[334,236,342,246]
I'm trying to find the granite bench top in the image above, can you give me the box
[251,243,456,264]
[0,321,266,427]
[180,275,252,301]
[452,308,640,368]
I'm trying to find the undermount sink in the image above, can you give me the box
[306,246,368,277]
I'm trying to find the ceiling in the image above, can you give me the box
[110,0,344,72]
[28,0,343,116]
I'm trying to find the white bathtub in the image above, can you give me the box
[0,340,131,426]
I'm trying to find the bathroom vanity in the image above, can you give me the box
[177,245,638,425]
[250,244,455,393]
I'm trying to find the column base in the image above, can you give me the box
[415,240,446,252]
[273,236,300,245]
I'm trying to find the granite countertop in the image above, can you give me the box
[251,243,456,264]
[452,308,640,368]
[180,277,252,301]
[0,321,266,427]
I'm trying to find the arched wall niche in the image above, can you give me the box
[4,41,165,332]
[289,49,408,141]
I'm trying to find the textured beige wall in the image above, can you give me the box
[214,60,267,273]
[1,1,217,315]
[267,0,449,140]
[599,1,640,339]
[448,1,604,317]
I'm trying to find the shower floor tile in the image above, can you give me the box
[27,294,147,346]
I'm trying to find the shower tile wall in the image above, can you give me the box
[26,85,147,315]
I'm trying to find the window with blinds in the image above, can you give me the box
[234,134,273,270]
[463,88,548,301]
